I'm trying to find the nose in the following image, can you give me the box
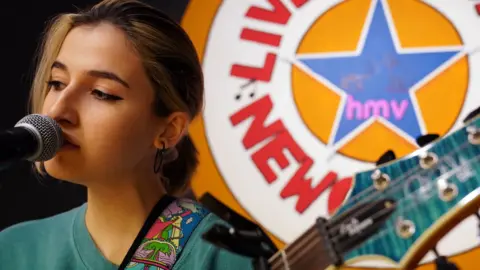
[44,87,79,128]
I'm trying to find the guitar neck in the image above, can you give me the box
[267,225,333,270]
[200,193,396,270]
[265,197,398,270]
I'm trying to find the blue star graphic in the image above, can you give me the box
[297,0,460,145]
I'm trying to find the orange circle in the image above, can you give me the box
[181,0,478,269]
[292,0,468,163]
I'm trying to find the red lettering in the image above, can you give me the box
[230,95,285,149]
[476,3,480,15]
[230,53,277,82]
[281,158,338,213]
[252,130,308,183]
[240,28,282,47]
[246,0,291,25]
[291,0,309,8]
[327,177,353,215]
[231,95,339,213]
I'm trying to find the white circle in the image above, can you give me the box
[201,0,480,267]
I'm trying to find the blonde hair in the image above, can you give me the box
[30,0,204,194]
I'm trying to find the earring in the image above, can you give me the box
[154,141,166,174]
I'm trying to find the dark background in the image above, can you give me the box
[0,0,189,231]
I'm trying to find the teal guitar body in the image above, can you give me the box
[331,116,480,269]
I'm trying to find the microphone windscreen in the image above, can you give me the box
[15,114,63,161]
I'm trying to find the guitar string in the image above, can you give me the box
[329,151,479,244]
[270,239,329,270]
[267,134,479,265]
[282,241,331,270]
[272,167,470,270]
[269,149,478,268]
[269,227,326,268]
[329,139,474,226]
[272,233,328,266]
[271,203,397,270]
[329,153,480,245]
[339,139,473,206]
[269,151,479,269]
[270,205,396,269]
[268,227,317,263]
[270,202,403,270]
[343,143,479,230]
[359,154,480,245]
[334,138,470,214]
[272,196,403,269]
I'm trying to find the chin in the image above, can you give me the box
[43,156,84,184]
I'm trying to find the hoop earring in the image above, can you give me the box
[154,142,166,174]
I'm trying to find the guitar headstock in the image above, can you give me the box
[199,192,397,270]
[332,113,480,269]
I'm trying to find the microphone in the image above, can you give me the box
[0,114,63,169]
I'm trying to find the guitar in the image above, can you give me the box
[201,193,396,270]
[201,111,479,270]
[330,111,480,269]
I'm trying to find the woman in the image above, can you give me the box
[0,0,254,269]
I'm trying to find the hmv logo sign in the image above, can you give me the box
[345,95,409,120]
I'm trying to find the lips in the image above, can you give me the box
[62,133,80,148]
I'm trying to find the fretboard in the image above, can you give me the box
[267,225,333,270]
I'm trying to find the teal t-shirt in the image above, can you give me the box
[0,204,254,270]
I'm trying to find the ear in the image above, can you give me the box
[154,112,189,149]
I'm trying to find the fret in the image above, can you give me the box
[270,251,290,270]
[200,188,396,269]
[268,226,315,265]
[291,239,331,270]
[280,250,290,270]
[275,226,317,260]
[269,225,331,270]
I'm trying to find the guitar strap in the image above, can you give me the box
[118,195,210,270]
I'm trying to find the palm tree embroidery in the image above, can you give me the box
[144,241,173,261]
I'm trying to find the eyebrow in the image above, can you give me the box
[51,60,130,89]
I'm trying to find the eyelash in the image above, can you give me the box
[46,80,123,101]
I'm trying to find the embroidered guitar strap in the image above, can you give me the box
[124,197,210,270]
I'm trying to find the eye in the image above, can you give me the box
[91,89,123,101]
[46,80,65,91]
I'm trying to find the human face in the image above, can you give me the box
[42,23,162,184]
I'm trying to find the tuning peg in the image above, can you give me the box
[375,149,396,166]
[463,106,480,124]
[432,248,459,270]
[416,134,440,147]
